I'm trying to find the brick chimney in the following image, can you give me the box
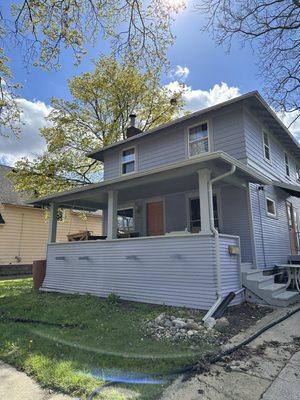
[126,114,142,138]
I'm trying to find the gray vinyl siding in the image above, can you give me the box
[44,235,219,310]
[219,234,243,305]
[212,104,247,160]
[138,128,186,173]
[103,104,247,180]
[103,126,186,180]
[250,184,291,268]
[220,186,253,263]
[165,192,187,232]
[103,148,121,180]
[244,109,298,184]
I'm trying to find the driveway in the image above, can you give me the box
[161,305,300,400]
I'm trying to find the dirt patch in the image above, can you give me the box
[217,303,272,340]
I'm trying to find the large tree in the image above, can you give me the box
[195,0,300,124]
[10,57,185,197]
[0,1,184,134]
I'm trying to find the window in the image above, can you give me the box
[284,152,290,176]
[56,209,64,221]
[121,148,135,174]
[0,213,5,224]
[117,208,134,234]
[189,195,219,232]
[266,197,276,217]
[188,122,209,157]
[263,131,271,161]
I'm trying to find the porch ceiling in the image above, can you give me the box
[28,151,271,210]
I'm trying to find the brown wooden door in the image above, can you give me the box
[147,201,164,236]
[287,201,298,255]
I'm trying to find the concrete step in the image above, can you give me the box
[271,290,300,307]
[248,275,274,284]
[273,291,299,300]
[242,268,298,307]
[259,283,286,293]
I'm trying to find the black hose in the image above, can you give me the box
[84,306,300,398]
[175,305,300,375]
[0,315,83,328]
[87,382,116,399]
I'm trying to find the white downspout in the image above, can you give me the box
[203,164,236,322]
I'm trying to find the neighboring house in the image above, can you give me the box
[30,91,300,309]
[0,165,102,274]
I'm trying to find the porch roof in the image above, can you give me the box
[28,151,271,210]
[273,181,300,198]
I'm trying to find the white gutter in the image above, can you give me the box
[202,165,237,322]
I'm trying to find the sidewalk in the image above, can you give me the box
[0,361,73,400]
[161,305,300,400]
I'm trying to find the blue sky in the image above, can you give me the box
[0,1,298,165]
[7,3,259,104]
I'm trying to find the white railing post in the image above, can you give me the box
[197,168,211,234]
[107,190,118,239]
[48,203,58,243]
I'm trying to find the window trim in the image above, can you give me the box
[187,120,210,158]
[266,196,277,218]
[120,146,136,175]
[284,151,290,177]
[262,130,271,163]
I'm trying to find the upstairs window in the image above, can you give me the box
[188,122,209,157]
[296,165,300,181]
[121,148,135,174]
[284,152,290,177]
[263,131,271,161]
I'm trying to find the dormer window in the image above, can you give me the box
[263,131,271,161]
[188,122,209,157]
[121,147,135,174]
[284,152,290,177]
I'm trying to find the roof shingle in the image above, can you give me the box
[0,165,28,205]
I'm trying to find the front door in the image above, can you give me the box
[147,201,164,236]
[287,201,298,255]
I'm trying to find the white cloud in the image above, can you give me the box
[278,110,300,140]
[166,81,241,112]
[0,82,298,166]
[166,80,300,139]
[173,65,190,80]
[0,98,51,165]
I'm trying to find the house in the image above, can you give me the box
[29,91,300,309]
[0,165,102,276]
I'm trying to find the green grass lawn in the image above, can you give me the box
[0,278,218,399]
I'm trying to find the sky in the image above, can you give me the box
[0,0,299,165]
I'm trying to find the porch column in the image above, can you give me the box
[107,190,118,239]
[197,168,211,234]
[48,203,58,243]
